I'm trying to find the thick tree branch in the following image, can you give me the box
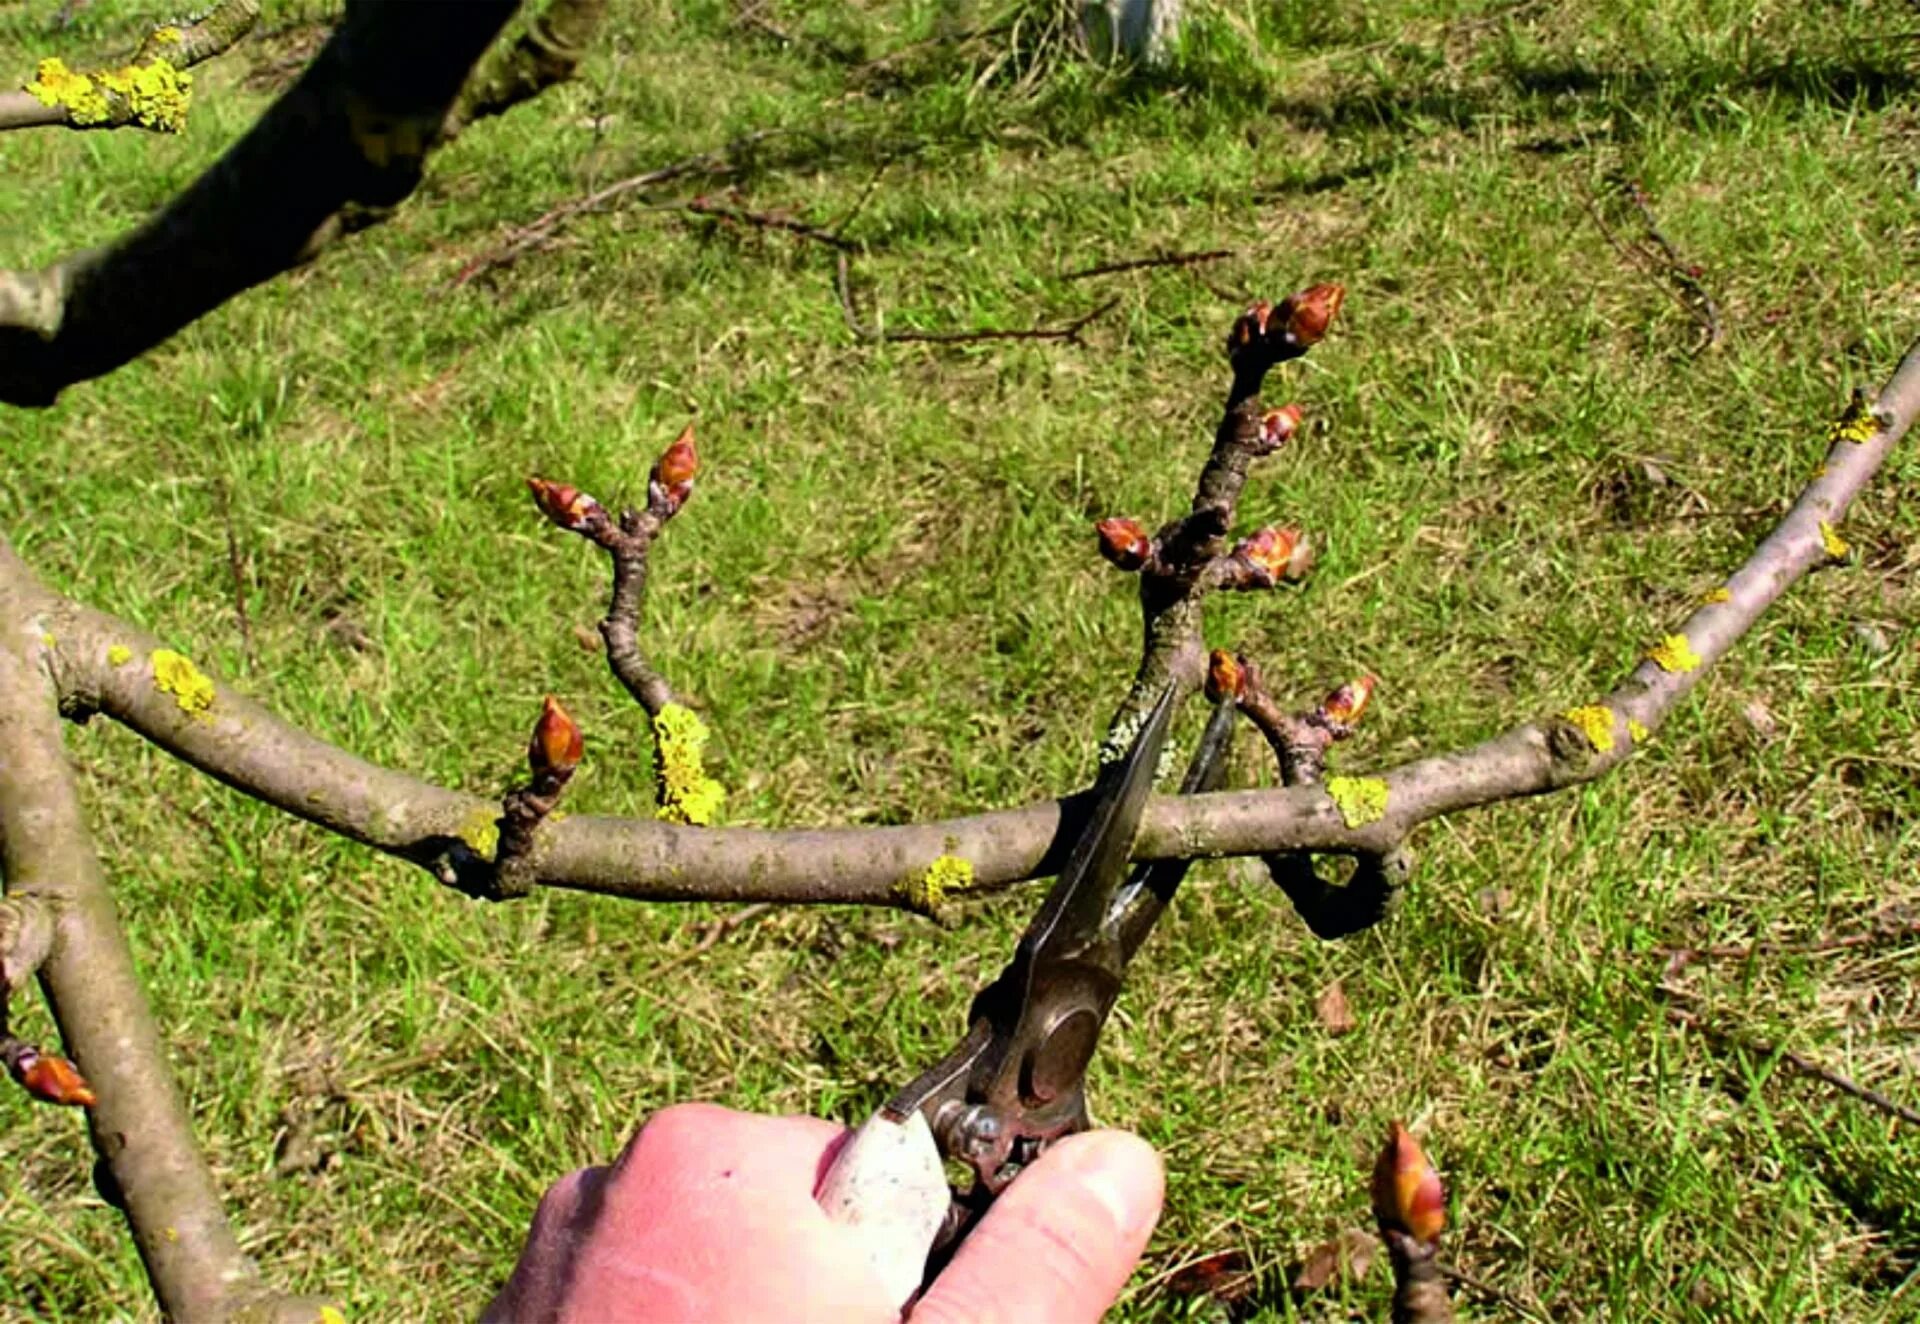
[0,0,521,407]
[0,0,259,134]
[0,565,328,1321]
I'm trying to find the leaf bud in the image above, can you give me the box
[1095,517,1154,572]
[1232,525,1302,587]
[5,1043,97,1108]
[528,695,584,782]
[527,477,607,533]
[1205,649,1247,703]
[1370,1121,1445,1244]
[1254,404,1304,453]
[1283,283,1345,347]
[650,423,699,514]
[1226,300,1274,356]
[1321,674,1377,726]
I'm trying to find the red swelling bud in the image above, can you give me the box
[1232,526,1302,587]
[1283,283,1345,347]
[1205,649,1247,703]
[1256,404,1303,453]
[528,477,606,533]
[1321,674,1376,726]
[1226,300,1274,356]
[529,695,585,781]
[650,424,698,513]
[1371,1122,1445,1244]
[1095,517,1154,572]
[6,1044,97,1108]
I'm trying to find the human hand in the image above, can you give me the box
[482,1103,1164,1323]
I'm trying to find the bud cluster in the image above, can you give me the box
[1225,283,1345,376]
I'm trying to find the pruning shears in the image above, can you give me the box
[817,682,1236,1302]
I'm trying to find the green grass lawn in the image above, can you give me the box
[3,0,1919,1317]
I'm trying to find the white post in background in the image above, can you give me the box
[1081,0,1184,66]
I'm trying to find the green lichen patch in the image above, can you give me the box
[894,853,976,917]
[1647,634,1701,674]
[653,704,726,826]
[150,649,215,717]
[457,805,500,860]
[1325,776,1389,829]
[107,643,133,666]
[1561,705,1617,754]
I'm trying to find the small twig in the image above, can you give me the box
[823,155,894,239]
[1658,907,1920,974]
[450,131,781,289]
[642,903,774,980]
[684,195,858,252]
[836,253,1115,345]
[217,481,256,676]
[1063,248,1234,281]
[1662,992,1920,1127]
[1581,176,1724,352]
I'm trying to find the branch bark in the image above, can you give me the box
[9,334,1913,916]
[0,0,521,407]
[0,557,328,1321]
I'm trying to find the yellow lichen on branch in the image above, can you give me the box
[1326,776,1389,829]
[1561,705,1617,754]
[1827,395,1880,446]
[24,54,193,133]
[150,649,215,718]
[653,704,725,825]
[894,853,975,917]
[1647,633,1701,674]
[1819,520,1850,559]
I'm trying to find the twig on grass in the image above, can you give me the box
[1658,906,1920,973]
[1582,175,1724,352]
[685,195,858,251]
[836,253,1116,345]
[449,130,781,289]
[1661,989,1920,1128]
[642,903,775,980]
[1064,248,1235,281]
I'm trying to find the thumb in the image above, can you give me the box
[911,1130,1164,1324]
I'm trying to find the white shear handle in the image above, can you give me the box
[816,1110,950,1310]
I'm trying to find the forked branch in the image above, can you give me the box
[14,330,1916,921]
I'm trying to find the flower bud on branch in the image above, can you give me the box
[648,423,698,518]
[527,476,610,537]
[1371,1122,1446,1244]
[527,694,584,786]
[1096,517,1154,572]
[1224,283,1345,383]
[1205,648,1247,703]
[1252,403,1303,455]
[1371,1122,1455,1324]
[1227,525,1303,589]
[1319,674,1377,730]
[3,1039,97,1108]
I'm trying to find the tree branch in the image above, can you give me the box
[0,0,259,135]
[0,558,330,1321]
[12,334,1913,922]
[0,0,521,407]
[445,0,608,139]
